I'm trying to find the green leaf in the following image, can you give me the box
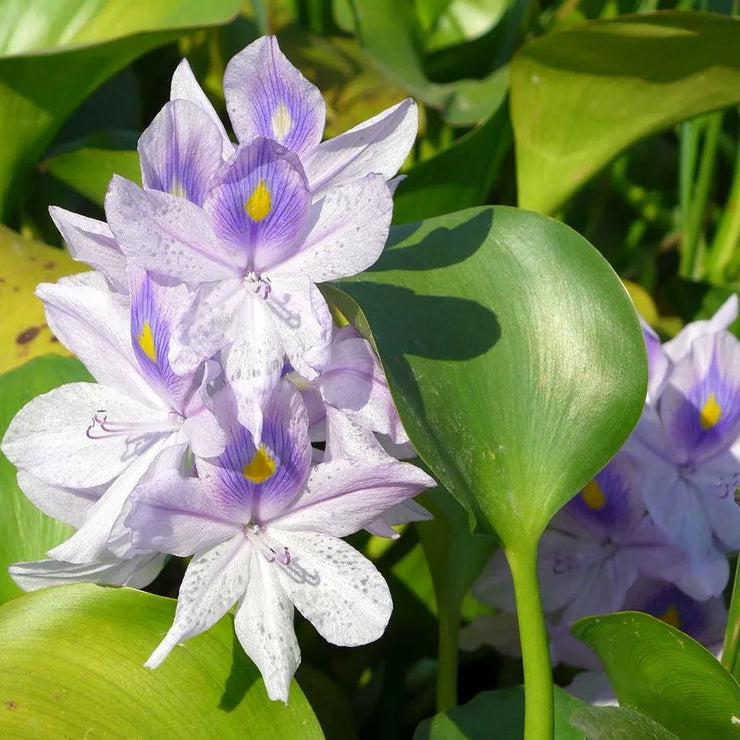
[573,611,740,740]
[0,584,323,736]
[0,356,92,604]
[393,105,511,224]
[0,0,242,217]
[511,11,740,213]
[413,685,586,739]
[569,705,679,740]
[723,558,740,681]
[350,0,508,125]
[332,206,646,545]
[416,0,511,53]
[44,132,141,207]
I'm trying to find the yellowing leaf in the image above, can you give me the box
[0,225,85,372]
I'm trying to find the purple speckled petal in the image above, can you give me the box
[641,318,670,401]
[128,267,193,410]
[139,99,224,206]
[203,138,310,271]
[224,35,325,154]
[196,380,311,522]
[659,331,740,465]
[623,577,727,650]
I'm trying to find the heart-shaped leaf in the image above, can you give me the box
[332,206,646,545]
[511,11,740,213]
[0,0,242,216]
[573,611,740,740]
[0,356,92,604]
[0,584,323,736]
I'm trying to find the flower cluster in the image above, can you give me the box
[466,297,739,677]
[1,36,436,702]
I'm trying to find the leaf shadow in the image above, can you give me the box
[218,627,259,712]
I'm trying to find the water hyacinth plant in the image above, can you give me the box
[0,3,738,739]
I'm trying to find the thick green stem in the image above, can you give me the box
[436,600,459,712]
[506,540,553,740]
[722,557,740,678]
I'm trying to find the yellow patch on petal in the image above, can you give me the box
[658,604,681,629]
[271,102,292,142]
[243,445,276,483]
[137,321,157,362]
[245,180,271,221]
[699,393,722,430]
[581,479,607,510]
[169,179,187,198]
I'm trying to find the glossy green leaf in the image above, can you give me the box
[44,132,140,207]
[573,611,740,740]
[393,105,511,224]
[351,0,508,125]
[569,705,679,740]
[0,356,91,604]
[511,11,740,213]
[413,685,586,739]
[0,584,323,736]
[722,559,740,681]
[417,0,511,53]
[331,206,646,545]
[0,0,242,216]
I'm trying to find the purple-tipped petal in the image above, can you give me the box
[139,99,225,206]
[304,98,418,192]
[49,207,127,291]
[106,175,240,283]
[170,58,233,156]
[203,138,310,270]
[224,35,325,155]
[129,268,193,409]
[197,380,311,522]
[624,577,727,650]
[659,332,740,465]
[275,173,392,282]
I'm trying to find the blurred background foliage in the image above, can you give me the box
[0,0,738,737]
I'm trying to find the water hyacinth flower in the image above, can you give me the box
[124,380,435,701]
[1,270,225,564]
[106,136,393,442]
[629,295,740,589]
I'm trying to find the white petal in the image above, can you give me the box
[2,383,166,488]
[170,58,234,157]
[48,207,127,291]
[145,535,251,668]
[304,98,418,192]
[182,407,227,458]
[16,470,101,528]
[274,530,392,646]
[169,279,243,375]
[234,553,300,703]
[273,459,435,537]
[106,175,239,283]
[48,438,168,563]
[9,552,166,592]
[36,280,159,403]
[275,174,392,283]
